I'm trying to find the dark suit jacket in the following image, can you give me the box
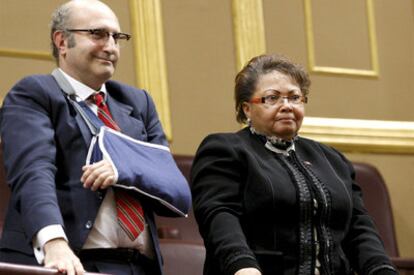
[0,74,168,274]
[191,127,395,275]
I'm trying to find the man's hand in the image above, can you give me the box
[44,238,85,275]
[235,268,262,275]
[81,159,115,191]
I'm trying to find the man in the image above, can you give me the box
[0,1,173,274]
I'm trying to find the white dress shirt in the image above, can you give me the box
[33,69,154,264]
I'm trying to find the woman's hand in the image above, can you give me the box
[235,267,262,275]
[81,159,115,191]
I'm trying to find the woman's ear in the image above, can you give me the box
[242,102,251,120]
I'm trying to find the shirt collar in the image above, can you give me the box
[265,140,295,156]
[249,126,296,156]
[58,68,108,101]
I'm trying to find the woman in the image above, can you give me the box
[190,54,397,275]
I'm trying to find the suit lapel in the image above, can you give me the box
[106,94,145,140]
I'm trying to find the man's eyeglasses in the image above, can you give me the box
[65,28,131,44]
[250,94,308,106]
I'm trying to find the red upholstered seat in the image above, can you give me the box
[353,162,414,274]
[159,239,205,275]
[353,162,399,257]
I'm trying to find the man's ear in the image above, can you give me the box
[53,30,67,57]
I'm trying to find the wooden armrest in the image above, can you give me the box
[0,262,110,275]
[391,257,414,275]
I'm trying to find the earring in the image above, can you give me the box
[246,118,252,126]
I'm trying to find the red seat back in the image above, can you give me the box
[353,162,399,257]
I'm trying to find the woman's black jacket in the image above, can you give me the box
[191,127,396,275]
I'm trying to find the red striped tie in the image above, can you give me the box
[92,92,145,240]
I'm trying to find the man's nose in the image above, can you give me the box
[106,35,117,45]
[103,36,119,51]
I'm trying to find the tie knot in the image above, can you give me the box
[92,92,105,107]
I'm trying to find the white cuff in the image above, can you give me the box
[33,225,68,264]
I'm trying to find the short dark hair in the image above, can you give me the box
[234,54,311,123]
[50,3,75,63]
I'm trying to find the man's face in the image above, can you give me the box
[58,2,121,89]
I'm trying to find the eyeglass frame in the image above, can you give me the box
[64,28,131,44]
[249,93,308,106]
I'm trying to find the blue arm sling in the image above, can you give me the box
[51,69,191,217]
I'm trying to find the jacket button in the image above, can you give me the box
[97,191,103,200]
[85,220,93,229]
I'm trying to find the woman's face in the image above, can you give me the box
[242,70,305,140]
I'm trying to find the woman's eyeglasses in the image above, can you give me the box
[250,94,307,106]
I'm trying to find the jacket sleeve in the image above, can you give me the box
[0,76,64,242]
[326,147,397,275]
[190,134,260,275]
